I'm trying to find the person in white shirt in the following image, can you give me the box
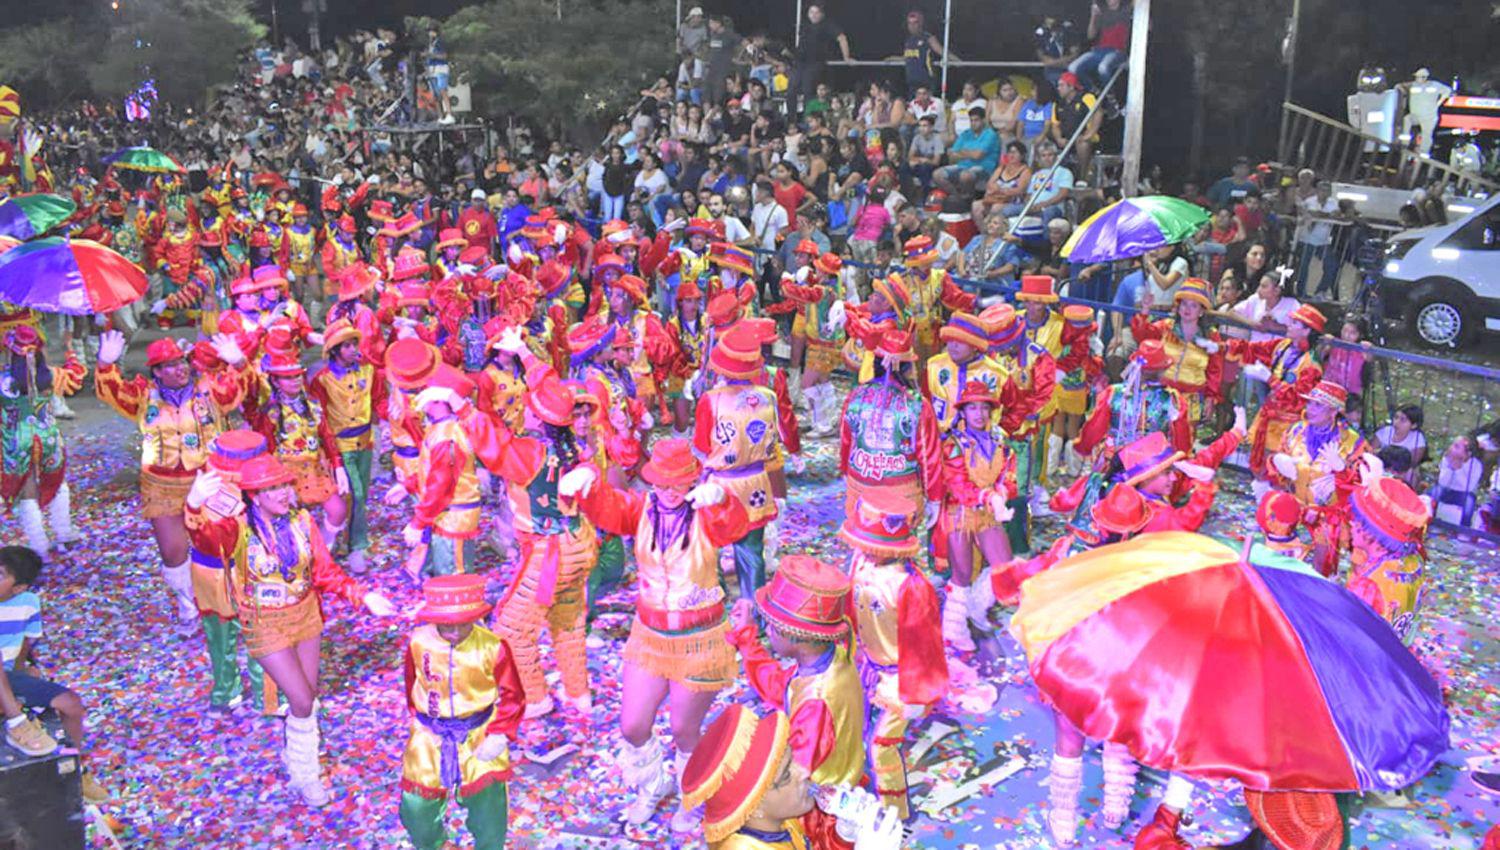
[1373,404,1428,485]
[705,193,752,244]
[905,83,946,139]
[948,81,987,140]
[1294,180,1342,298]
[1231,270,1301,404]
[749,178,789,254]
[1430,435,1484,527]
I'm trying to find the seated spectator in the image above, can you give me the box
[1431,437,1487,527]
[948,80,987,139]
[1036,218,1078,284]
[1373,404,1427,487]
[857,79,907,139]
[905,83,945,140]
[959,210,1026,285]
[906,115,945,195]
[1009,142,1073,223]
[1050,73,1101,183]
[934,106,999,202]
[920,215,963,270]
[1070,0,1132,92]
[1376,445,1414,481]
[988,78,1025,146]
[1017,83,1057,153]
[972,141,1032,221]
[1034,14,1083,87]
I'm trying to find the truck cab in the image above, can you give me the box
[1381,192,1500,348]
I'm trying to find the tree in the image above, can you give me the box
[0,19,106,106]
[87,0,266,105]
[442,0,675,139]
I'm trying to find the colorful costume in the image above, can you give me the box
[1270,382,1367,577]
[1129,279,1224,426]
[1346,475,1431,645]
[409,369,485,576]
[924,312,1012,432]
[1227,304,1326,479]
[899,236,976,365]
[307,320,384,556]
[0,327,85,559]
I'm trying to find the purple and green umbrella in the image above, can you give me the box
[0,237,148,315]
[0,193,77,240]
[102,145,184,174]
[1060,195,1210,264]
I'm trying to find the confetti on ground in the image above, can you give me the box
[12,384,1500,849]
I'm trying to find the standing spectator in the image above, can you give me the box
[771,161,811,224]
[1069,0,1132,92]
[794,4,852,112]
[703,17,744,108]
[1017,83,1056,152]
[988,78,1026,147]
[906,115,945,195]
[848,186,894,295]
[1035,15,1083,87]
[1321,317,1369,399]
[1373,404,1428,487]
[1206,156,1257,207]
[1050,73,1101,184]
[705,192,753,244]
[457,188,498,252]
[1294,180,1342,299]
[902,10,954,96]
[933,107,999,201]
[1430,436,1485,527]
[677,7,709,66]
[1234,190,1269,244]
[948,80,987,139]
[750,177,789,254]
[601,144,634,221]
[1140,243,1189,307]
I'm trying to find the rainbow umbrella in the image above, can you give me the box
[0,193,77,240]
[1060,195,1210,263]
[102,145,184,174]
[0,238,148,315]
[1011,532,1448,792]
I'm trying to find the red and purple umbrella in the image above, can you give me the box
[0,237,148,315]
[0,193,77,240]
[1011,532,1449,792]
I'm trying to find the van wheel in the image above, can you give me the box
[1406,282,1475,349]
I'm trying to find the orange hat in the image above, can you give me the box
[814,252,842,277]
[146,338,189,368]
[871,274,912,317]
[1174,278,1214,310]
[706,290,749,330]
[708,322,765,379]
[567,379,602,411]
[601,219,635,244]
[337,262,382,301]
[391,247,431,281]
[416,574,492,624]
[1301,380,1347,412]
[681,706,792,843]
[677,279,705,301]
[391,211,423,236]
[291,203,309,217]
[793,238,820,257]
[841,489,919,558]
[526,373,576,427]
[1134,338,1171,371]
[337,214,358,234]
[609,274,648,304]
[1119,432,1186,487]
[594,253,628,277]
[1016,274,1059,303]
[260,352,305,377]
[685,218,717,238]
[385,338,441,389]
[1062,304,1094,325]
[1351,475,1430,554]
[641,437,702,489]
[939,311,991,350]
[1289,303,1327,333]
[1243,790,1344,850]
[710,241,755,276]
[956,379,997,408]
[208,429,268,480]
[437,227,467,250]
[903,234,939,267]
[238,454,296,491]
[322,318,361,354]
[1257,490,1302,539]
[756,554,850,641]
[873,328,916,364]
[567,320,616,360]
[1091,483,1153,535]
[367,199,395,223]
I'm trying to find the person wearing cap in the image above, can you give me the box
[601,272,675,417]
[327,262,387,367]
[899,236,977,366]
[666,278,709,437]
[937,381,1017,652]
[1343,455,1431,645]
[782,252,846,436]
[149,208,211,331]
[925,310,1011,434]
[284,203,323,323]
[0,327,86,563]
[985,303,1056,555]
[1014,274,1075,498]
[383,337,443,506]
[567,318,650,475]
[185,455,395,807]
[1052,305,1102,479]
[320,214,364,289]
[708,241,761,317]
[1131,277,1225,430]
[307,320,386,572]
[695,320,798,603]
[1270,380,1369,577]
[95,328,249,632]
[398,574,525,850]
[839,273,911,383]
[725,554,867,789]
[1227,303,1326,502]
[1256,490,1312,562]
[559,438,750,831]
[841,489,948,819]
[1116,424,1246,536]
[433,227,468,279]
[643,217,717,318]
[400,365,486,579]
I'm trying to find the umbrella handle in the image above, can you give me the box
[1239,534,1253,563]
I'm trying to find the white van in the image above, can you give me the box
[1380,193,1500,349]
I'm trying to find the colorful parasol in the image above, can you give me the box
[0,236,18,256]
[0,193,77,240]
[1060,195,1210,263]
[0,237,148,315]
[1011,532,1449,793]
[102,145,184,174]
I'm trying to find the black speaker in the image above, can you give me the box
[0,726,86,850]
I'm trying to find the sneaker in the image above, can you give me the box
[523,696,556,720]
[564,692,593,716]
[292,778,332,807]
[622,771,673,825]
[1364,789,1411,809]
[345,549,368,574]
[80,769,109,804]
[6,717,59,757]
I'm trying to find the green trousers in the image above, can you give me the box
[732,526,766,603]
[586,533,626,625]
[1005,437,1034,556]
[399,782,509,850]
[201,613,268,710]
[340,448,373,552]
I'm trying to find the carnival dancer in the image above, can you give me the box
[842,275,910,381]
[307,319,385,572]
[1071,339,1192,461]
[319,214,364,300]
[252,265,322,353]
[725,555,868,787]
[1345,456,1431,644]
[782,252,846,436]
[1052,305,1100,479]
[398,574,526,850]
[400,366,486,578]
[776,238,824,396]
[152,208,210,329]
[842,490,949,819]
[898,236,977,367]
[216,268,283,362]
[284,203,324,323]
[925,311,1010,433]
[184,456,395,806]
[695,321,796,602]
[1226,303,1326,501]
[95,329,249,631]
[568,320,647,476]
[644,217,716,317]
[1129,277,1224,432]
[1,327,85,562]
[986,304,1057,554]
[326,262,387,367]
[1269,379,1367,577]
[665,279,709,437]
[1013,275,1070,508]
[434,227,469,279]
[559,438,749,831]
[938,381,1017,651]
[838,326,944,533]
[474,329,600,719]
[247,351,350,546]
[383,338,442,506]
[1116,420,1244,534]
[601,272,675,418]
[708,242,761,314]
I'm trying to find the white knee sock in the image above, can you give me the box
[16,499,49,557]
[46,484,78,542]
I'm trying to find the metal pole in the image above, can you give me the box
[1120,0,1151,196]
[1014,64,1126,223]
[795,0,803,48]
[677,0,683,50]
[939,0,953,99]
[1278,0,1301,157]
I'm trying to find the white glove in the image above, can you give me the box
[362,591,396,617]
[335,466,350,495]
[1233,405,1247,434]
[664,217,688,233]
[307,331,325,347]
[506,242,525,265]
[1359,453,1386,485]
[923,500,941,530]
[285,271,296,283]
[1310,473,1336,502]
[394,316,419,339]
[1243,362,1272,382]
[1174,461,1214,482]
[1271,452,1298,481]
[686,481,726,508]
[639,410,655,431]
[853,803,903,850]
[186,468,223,510]
[902,701,928,721]
[1194,336,1220,355]
[473,734,509,763]
[98,329,127,365]
[210,332,246,366]
[557,466,597,498]
[822,785,882,842]
[494,325,527,355]
[150,298,169,315]
[827,299,847,329]
[402,522,425,547]
[383,482,409,506]
[1167,401,1182,422]
[989,491,1014,523]
[1315,442,1347,474]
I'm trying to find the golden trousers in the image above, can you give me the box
[493,529,597,703]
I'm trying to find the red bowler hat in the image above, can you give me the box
[146,337,190,368]
[208,429,268,480]
[391,247,432,282]
[337,262,382,301]
[706,290,750,331]
[1289,303,1327,333]
[957,379,997,408]
[1134,338,1172,371]
[416,574,493,624]
[609,273,648,304]
[1301,380,1347,412]
[685,217,717,238]
[526,373,576,427]
[814,252,842,277]
[756,554,851,641]
[1351,474,1430,550]
[681,705,792,843]
[708,321,766,379]
[677,279,704,301]
[459,245,490,266]
[793,238,820,257]
[385,338,441,390]
[1091,483,1153,535]
[641,437,702,489]
[567,320,616,359]
[436,227,467,250]
[1257,490,1302,539]
[238,454,296,491]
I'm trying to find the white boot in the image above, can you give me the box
[619,737,673,825]
[1030,484,1054,518]
[1047,754,1083,847]
[16,499,51,562]
[817,384,841,436]
[943,584,975,652]
[671,750,700,833]
[1046,434,1065,481]
[805,381,822,431]
[788,368,805,410]
[1101,741,1140,829]
[968,568,996,627]
[284,711,331,807]
[161,559,199,631]
[49,394,76,420]
[764,499,785,574]
[321,520,346,553]
[45,484,81,547]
